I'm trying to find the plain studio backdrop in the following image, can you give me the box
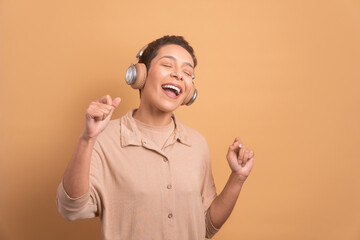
[0,0,359,239]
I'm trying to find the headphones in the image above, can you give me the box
[125,45,198,106]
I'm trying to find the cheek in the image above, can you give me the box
[146,68,168,85]
[144,74,159,89]
[184,80,194,94]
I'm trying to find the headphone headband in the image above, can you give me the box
[136,45,148,59]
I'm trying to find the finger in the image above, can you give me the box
[112,97,121,108]
[233,137,243,146]
[242,150,250,167]
[227,143,238,160]
[91,102,114,112]
[242,157,255,172]
[228,137,244,162]
[99,107,113,120]
[98,95,112,105]
[87,108,107,121]
[103,97,121,120]
[105,105,116,120]
[231,137,242,155]
[238,146,246,164]
[87,104,112,121]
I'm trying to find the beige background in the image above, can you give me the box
[1,0,359,239]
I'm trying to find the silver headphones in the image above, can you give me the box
[125,45,198,106]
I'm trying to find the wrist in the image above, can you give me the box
[230,171,247,183]
[79,132,97,144]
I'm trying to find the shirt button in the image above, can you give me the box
[168,213,173,219]
[167,184,172,189]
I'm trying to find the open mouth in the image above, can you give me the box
[161,84,182,98]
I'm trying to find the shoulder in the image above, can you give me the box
[96,109,138,147]
[176,119,212,166]
[176,119,209,149]
[97,108,135,140]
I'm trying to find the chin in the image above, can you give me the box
[159,104,180,113]
[156,100,182,113]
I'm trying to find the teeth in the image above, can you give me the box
[162,85,181,95]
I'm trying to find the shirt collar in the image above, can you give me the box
[120,109,192,147]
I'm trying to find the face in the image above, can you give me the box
[140,44,195,113]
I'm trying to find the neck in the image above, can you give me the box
[133,105,173,126]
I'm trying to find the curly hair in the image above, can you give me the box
[138,35,197,70]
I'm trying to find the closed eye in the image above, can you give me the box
[184,71,192,76]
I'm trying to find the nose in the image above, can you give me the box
[170,70,183,80]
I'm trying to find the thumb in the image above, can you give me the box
[105,97,121,119]
[112,97,121,108]
[108,97,121,118]
[227,142,238,161]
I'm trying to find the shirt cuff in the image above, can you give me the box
[56,181,91,211]
[205,208,220,239]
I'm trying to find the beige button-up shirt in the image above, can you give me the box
[57,110,219,239]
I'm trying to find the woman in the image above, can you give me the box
[57,35,254,240]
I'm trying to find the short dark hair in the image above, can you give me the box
[138,35,197,70]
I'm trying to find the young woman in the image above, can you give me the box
[57,35,254,240]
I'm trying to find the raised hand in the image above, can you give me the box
[81,95,121,141]
[226,137,255,182]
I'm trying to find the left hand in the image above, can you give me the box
[226,137,255,181]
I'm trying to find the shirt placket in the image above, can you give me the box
[141,138,176,240]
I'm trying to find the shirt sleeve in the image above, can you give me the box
[56,141,103,221]
[205,209,220,239]
[200,139,220,238]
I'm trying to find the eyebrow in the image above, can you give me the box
[159,55,194,69]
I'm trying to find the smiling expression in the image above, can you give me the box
[140,44,195,113]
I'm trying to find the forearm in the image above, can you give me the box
[62,135,96,198]
[209,172,245,229]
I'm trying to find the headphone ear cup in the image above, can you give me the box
[126,63,147,89]
[182,87,198,106]
[130,63,147,89]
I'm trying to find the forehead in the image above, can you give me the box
[154,44,194,66]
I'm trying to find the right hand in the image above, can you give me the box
[81,95,121,141]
